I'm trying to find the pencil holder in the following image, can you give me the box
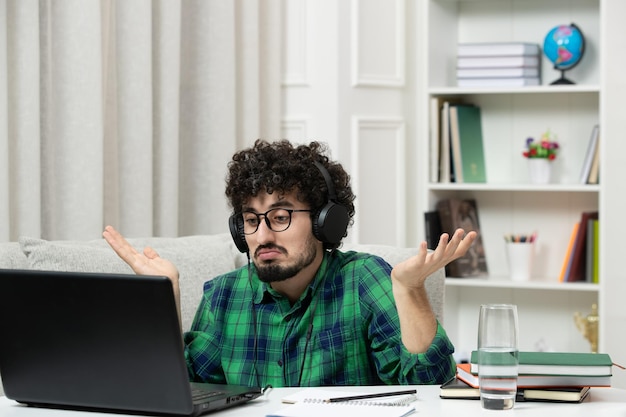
[505,242,535,281]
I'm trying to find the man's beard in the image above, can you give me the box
[254,237,318,283]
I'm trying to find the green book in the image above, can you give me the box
[470,351,613,376]
[449,104,487,183]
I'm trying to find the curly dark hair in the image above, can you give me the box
[225,139,356,249]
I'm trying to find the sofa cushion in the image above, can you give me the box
[19,233,241,331]
[0,241,29,269]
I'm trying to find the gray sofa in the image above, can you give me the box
[0,234,445,396]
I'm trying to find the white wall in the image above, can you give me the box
[281,0,416,248]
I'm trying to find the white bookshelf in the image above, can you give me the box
[283,0,626,388]
[416,0,605,360]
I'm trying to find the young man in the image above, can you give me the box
[103,139,476,388]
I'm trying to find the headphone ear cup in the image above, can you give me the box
[313,201,350,244]
[229,214,249,253]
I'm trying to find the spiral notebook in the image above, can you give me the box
[266,389,417,417]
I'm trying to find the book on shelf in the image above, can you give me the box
[591,219,599,283]
[429,96,461,183]
[435,100,466,184]
[586,218,599,283]
[449,104,487,183]
[579,125,600,184]
[424,210,443,250]
[469,351,613,377]
[440,375,591,403]
[438,100,455,183]
[429,97,442,183]
[435,98,467,183]
[436,198,488,277]
[567,211,599,282]
[457,362,611,389]
[559,222,580,282]
[456,67,540,79]
[448,104,464,183]
[457,55,540,69]
[457,77,540,87]
[270,388,417,417]
[587,131,601,184]
[457,42,541,57]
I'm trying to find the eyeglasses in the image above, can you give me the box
[241,208,312,235]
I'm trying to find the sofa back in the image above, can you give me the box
[0,235,444,327]
[0,242,29,269]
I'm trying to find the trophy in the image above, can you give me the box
[574,303,598,353]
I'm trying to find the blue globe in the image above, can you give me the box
[543,23,585,84]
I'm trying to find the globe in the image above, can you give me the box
[543,23,585,85]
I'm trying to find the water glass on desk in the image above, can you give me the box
[477,304,519,410]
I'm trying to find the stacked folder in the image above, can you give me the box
[457,42,542,87]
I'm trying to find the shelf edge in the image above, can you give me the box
[445,278,599,292]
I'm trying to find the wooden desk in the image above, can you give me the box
[2,385,625,416]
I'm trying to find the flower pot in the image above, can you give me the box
[528,158,552,184]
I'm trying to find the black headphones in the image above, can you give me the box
[228,161,350,253]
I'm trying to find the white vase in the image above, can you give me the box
[528,159,552,184]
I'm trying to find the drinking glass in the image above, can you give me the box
[477,304,519,410]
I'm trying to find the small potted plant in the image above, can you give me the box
[523,130,559,183]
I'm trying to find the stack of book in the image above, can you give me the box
[441,351,613,403]
[457,42,541,87]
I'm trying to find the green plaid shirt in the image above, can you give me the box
[183,250,455,387]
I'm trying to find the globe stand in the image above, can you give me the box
[550,69,575,85]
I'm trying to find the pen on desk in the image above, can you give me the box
[324,389,417,403]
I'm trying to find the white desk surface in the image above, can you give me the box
[1,385,625,417]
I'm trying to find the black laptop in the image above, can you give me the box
[0,269,263,416]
